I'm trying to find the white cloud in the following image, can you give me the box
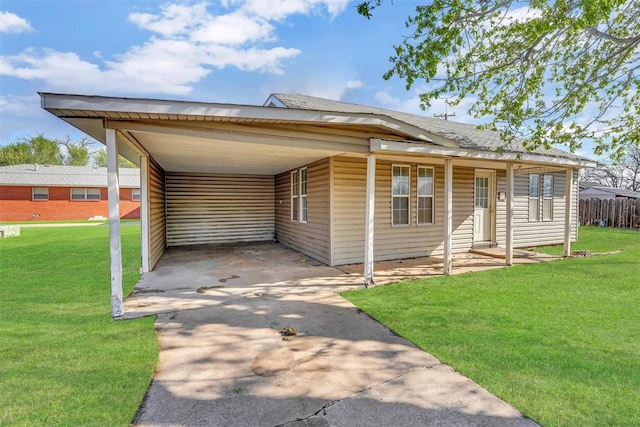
[129,3,209,36]
[374,90,401,108]
[0,11,32,33]
[345,80,364,90]
[0,1,345,95]
[191,11,274,45]
[239,0,349,20]
[0,94,40,115]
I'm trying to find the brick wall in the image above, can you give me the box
[0,186,141,221]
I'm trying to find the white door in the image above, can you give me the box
[474,171,493,242]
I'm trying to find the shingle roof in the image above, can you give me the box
[270,93,593,163]
[582,186,640,199]
[0,164,140,188]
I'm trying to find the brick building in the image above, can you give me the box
[0,164,140,221]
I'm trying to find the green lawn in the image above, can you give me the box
[0,219,140,225]
[342,227,640,427]
[0,227,158,426]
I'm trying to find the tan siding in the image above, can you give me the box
[275,159,330,264]
[332,157,474,265]
[451,167,475,252]
[148,157,166,269]
[495,170,578,247]
[495,170,507,245]
[165,173,274,246]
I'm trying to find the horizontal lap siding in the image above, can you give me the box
[496,170,578,247]
[332,157,474,265]
[148,158,166,269]
[166,173,274,246]
[275,159,330,265]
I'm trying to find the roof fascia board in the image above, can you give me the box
[41,93,457,147]
[105,119,370,154]
[513,166,570,175]
[370,138,598,168]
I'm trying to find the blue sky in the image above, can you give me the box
[0,1,599,158]
[0,0,480,148]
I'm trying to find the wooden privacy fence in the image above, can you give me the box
[579,198,640,229]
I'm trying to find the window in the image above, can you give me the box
[32,187,49,201]
[528,174,540,221]
[392,165,410,226]
[529,174,554,221]
[131,188,141,201]
[417,167,434,224]
[542,175,554,221]
[71,188,100,201]
[291,170,299,221]
[475,176,489,209]
[300,167,308,223]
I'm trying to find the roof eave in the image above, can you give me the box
[370,138,599,168]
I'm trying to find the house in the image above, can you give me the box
[579,184,640,200]
[40,92,596,317]
[0,164,140,221]
[578,181,601,191]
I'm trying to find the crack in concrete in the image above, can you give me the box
[274,365,439,426]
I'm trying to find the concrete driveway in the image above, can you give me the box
[127,243,542,426]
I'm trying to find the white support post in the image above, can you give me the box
[505,162,514,266]
[106,128,124,318]
[140,156,150,273]
[563,169,573,257]
[443,159,453,275]
[363,154,376,287]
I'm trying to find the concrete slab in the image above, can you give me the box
[468,247,547,259]
[124,243,558,318]
[129,243,545,426]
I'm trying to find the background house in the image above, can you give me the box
[578,183,640,228]
[0,164,140,221]
[579,184,640,201]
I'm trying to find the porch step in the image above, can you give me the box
[472,241,498,250]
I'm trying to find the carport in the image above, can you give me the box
[40,93,437,317]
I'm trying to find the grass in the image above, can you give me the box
[342,227,640,426]
[0,219,140,225]
[0,226,158,426]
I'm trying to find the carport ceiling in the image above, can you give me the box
[130,131,346,175]
[62,116,362,175]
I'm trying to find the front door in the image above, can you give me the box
[474,170,494,243]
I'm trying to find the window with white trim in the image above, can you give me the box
[71,188,100,201]
[417,166,434,224]
[392,165,410,226]
[131,188,141,201]
[529,174,554,221]
[528,174,540,221]
[542,175,554,221]
[291,170,299,221]
[300,167,308,223]
[32,187,49,201]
